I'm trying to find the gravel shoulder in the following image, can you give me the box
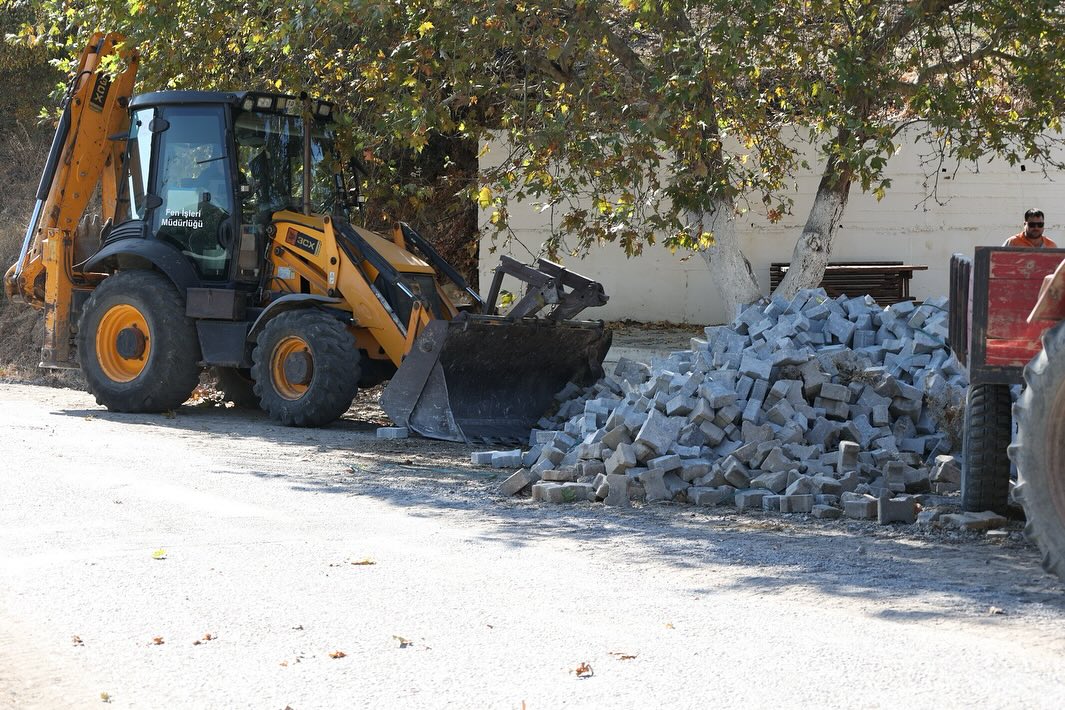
[2,382,1064,709]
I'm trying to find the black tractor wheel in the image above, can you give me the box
[1011,321,1065,582]
[212,367,259,408]
[250,310,360,427]
[961,382,1013,514]
[78,270,201,412]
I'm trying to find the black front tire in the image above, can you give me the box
[77,270,201,412]
[250,310,360,427]
[961,382,1013,514]
[1011,322,1065,581]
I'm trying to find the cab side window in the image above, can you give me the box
[153,106,233,280]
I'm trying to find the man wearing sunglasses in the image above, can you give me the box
[1003,209,1058,248]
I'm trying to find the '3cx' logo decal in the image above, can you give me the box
[285,228,321,256]
[89,74,111,112]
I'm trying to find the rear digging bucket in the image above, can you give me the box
[380,316,612,443]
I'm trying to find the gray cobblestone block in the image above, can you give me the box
[941,511,1008,531]
[537,446,566,467]
[884,461,907,492]
[730,441,760,465]
[844,495,878,519]
[633,442,656,463]
[812,504,842,519]
[601,425,632,451]
[814,494,841,507]
[759,446,792,472]
[878,495,917,525]
[560,482,596,502]
[690,399,716,424]
[766,399,796,426]
[698,420,726,447]
[750,470,789,493]
[576,442,604,460]
[522,446,543,467]
[806,417,842,450]
[604,474,631,507]
[663,471,688,496]
[810,476,843,495]
[666,395,696,417]
[930,455,961,484]
[714,403,742,427]
[826,312,857,345]
[542,467,578,482]
[815,396,850,421]
[635,409,685,455]
[779,494,814,513]
[376,426,409,439]
[838,440,860,473]
[741,398,764,424]
[819,382,851,402]
[686,486,726,506]
[739,353,773,381]
[723,457,751,488]
[499,468,540,496]
[605,443,637,475]
[735,375,755,400]
[679,459,713,482]
[735,488,774,510]
[579,460,607,478]
[471,451,496,465]
[531,458,558,475]
[531,482,562,503]
[490,449,524,468]
[638,469,672,502]
[648,453,682,472]
[837,471,861,493]
[677,422,707,448]
[760,495,781,511]
[785,475,816,496]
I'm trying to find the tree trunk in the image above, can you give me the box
[696,199,763,319]
[775,156,853,299]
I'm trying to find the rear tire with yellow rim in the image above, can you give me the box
[78,270,201,412]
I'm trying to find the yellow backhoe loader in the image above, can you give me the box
[4,33,611,442]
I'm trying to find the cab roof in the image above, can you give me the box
[129,91,335,120]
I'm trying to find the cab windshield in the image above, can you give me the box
[234,110,345,223]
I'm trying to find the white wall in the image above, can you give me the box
[478,128,1065,325]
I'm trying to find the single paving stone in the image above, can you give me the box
[638,469,672,502]
[735,488,774,510]
[941,511,1008,531]
[499,468,540,496]
[812,504,842,519]
[376,426,409,439]
[844,495,878,520]
[878,495,917,525]
[779,494,814,513]
[604,474,631,507]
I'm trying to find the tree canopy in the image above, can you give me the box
[10,0,1065,311]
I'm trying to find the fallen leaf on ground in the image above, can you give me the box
[100,692,111,703]
[350,559,376,566]
[664,622,675,629]
[393,635,413,648]
[609,651,637,660]
[573,662,593,677]
[193,633,215,645]
[152,549,167,560]
[989,606,1005,615]
[279,660,288,667]
[72,635,83,646]
[329,650,347,659]
[152,637,164,645]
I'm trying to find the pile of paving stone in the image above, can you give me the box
[476,288,999,529]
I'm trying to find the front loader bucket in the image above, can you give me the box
[380,315,612,443]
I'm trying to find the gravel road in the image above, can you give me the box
[2,382,1064,709]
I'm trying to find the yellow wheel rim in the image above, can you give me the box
[95,304,150,383]
[271,335,312,400]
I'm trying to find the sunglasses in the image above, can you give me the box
[1028,222,1045,227]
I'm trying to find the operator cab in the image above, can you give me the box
[120,91,347,284]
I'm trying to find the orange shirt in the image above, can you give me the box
[1003,232,1058,248]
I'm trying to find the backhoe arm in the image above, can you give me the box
[3,32,137,366]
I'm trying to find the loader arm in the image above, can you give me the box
[3,32,138,367]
